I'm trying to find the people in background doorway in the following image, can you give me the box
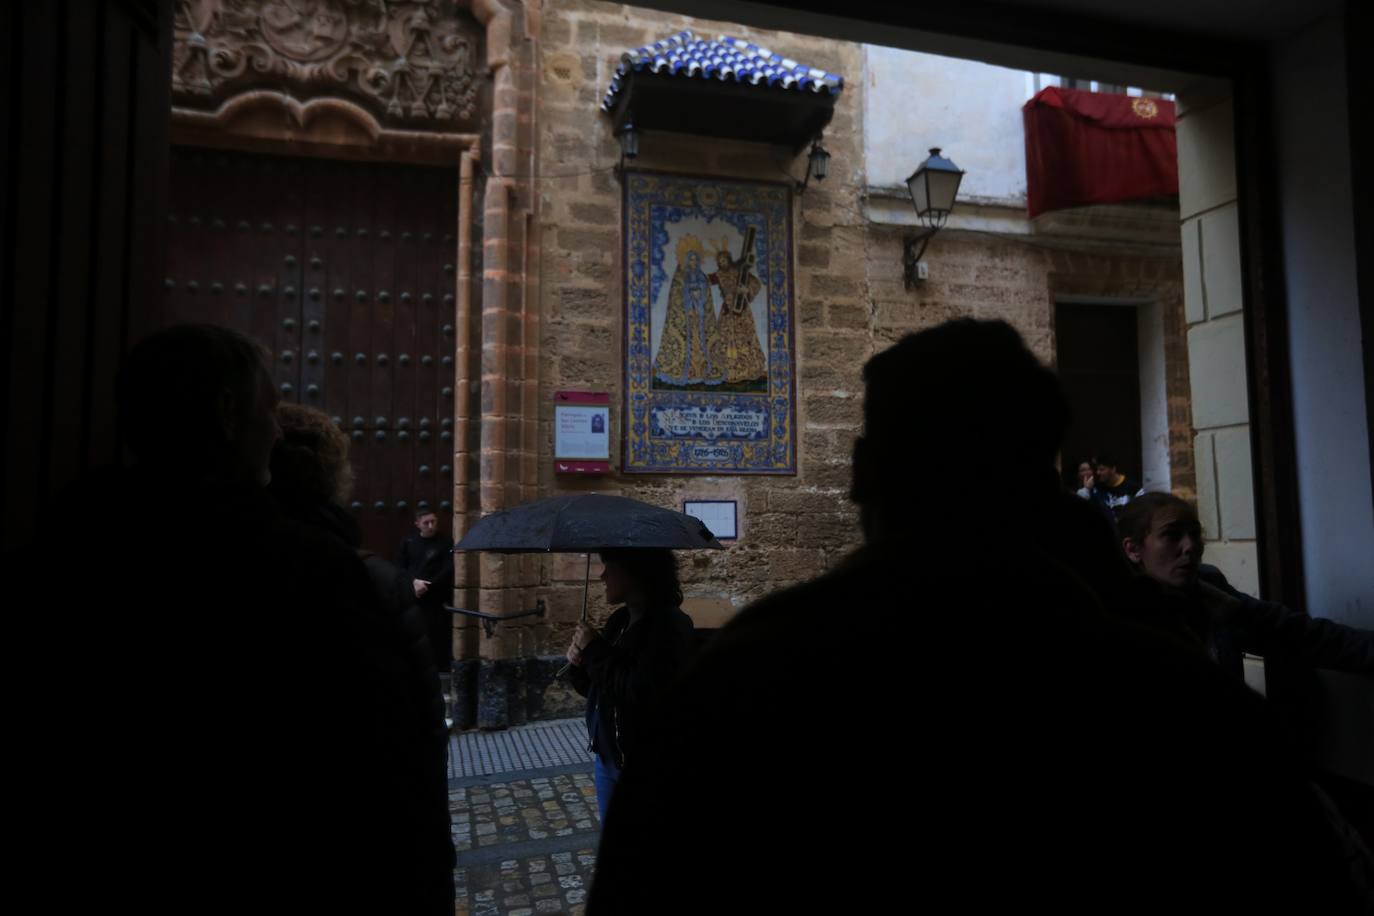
[397,507,457,671]
[1091,452,1143,514]
[1116,492,1373,678]
[565,548,695,821]
[1074,458,1096,499]
[1069,455,1119,530]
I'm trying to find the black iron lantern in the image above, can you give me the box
[905,147,964,226]
[797,137,831,193]
[809,139,830,181]
[903,147,965,288]
[616,121,640,161]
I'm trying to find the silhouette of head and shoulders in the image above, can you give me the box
[587,319,1361,914]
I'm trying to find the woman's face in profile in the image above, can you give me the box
[600,560,632,606]
[1129,507,1204,589]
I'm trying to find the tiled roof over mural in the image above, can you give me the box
[601,30,844,113]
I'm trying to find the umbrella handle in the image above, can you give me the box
[557,554,596,679]
[580,552,591,623]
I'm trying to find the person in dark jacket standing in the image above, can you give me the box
[269,403,455,915]
[1116,489,1374,882]
[1090,452,1144,515]
[1117,491,1373,677]
[396,507,457,670]
[43,325,441,913]
[565,548,695,820]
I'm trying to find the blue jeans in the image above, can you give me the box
[593,754,621,822]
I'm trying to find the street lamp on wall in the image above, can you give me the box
[903,147,964,289]
[796,137,831,194]
[617,121,640,160]
[614,120,639,179]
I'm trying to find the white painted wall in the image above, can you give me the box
[863,44,1031,204]
[1272,13,1374,628]
[1137,299,1172,493]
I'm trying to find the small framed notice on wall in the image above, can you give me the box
[555,391,611,474]
[683,500,738,540]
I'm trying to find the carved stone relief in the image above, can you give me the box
[173,0,483,129]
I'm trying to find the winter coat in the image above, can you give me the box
[567,604,695,768]
[1198,564,1373,678]
[273,496,455,913]
[44,466,450,913]
[395,529,455,608]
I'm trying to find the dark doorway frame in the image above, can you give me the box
[1054,301,1146,493]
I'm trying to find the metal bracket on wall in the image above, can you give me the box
[446,600,548,638]
[903,228,937,290]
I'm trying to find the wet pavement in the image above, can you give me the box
[449,720,599,915]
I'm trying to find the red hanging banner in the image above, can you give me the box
[1022,87,1178,218]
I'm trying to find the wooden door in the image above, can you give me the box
[165,148,458,554]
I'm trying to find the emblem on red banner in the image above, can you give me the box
[1131,98,1159,120]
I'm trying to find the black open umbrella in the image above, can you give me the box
[449,494,724,652]
[453,493,724,553]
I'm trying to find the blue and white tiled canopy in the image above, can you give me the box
[600,29,845,113]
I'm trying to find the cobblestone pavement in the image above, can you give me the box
[450,720,599,915]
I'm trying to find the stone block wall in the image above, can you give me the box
[475,0,1196,673]
[528,0,870,663]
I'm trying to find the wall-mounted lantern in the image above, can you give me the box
[796,137,831,193]
[614,119,640,180]
[903,147,964,289]
[616,120,640,160]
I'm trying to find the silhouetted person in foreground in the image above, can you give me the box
[52,325,445,913]
[270,402,455,912]
[588,319,1368,913]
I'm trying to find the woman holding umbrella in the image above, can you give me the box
[566,548,696,821]
[451,493,719,815]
